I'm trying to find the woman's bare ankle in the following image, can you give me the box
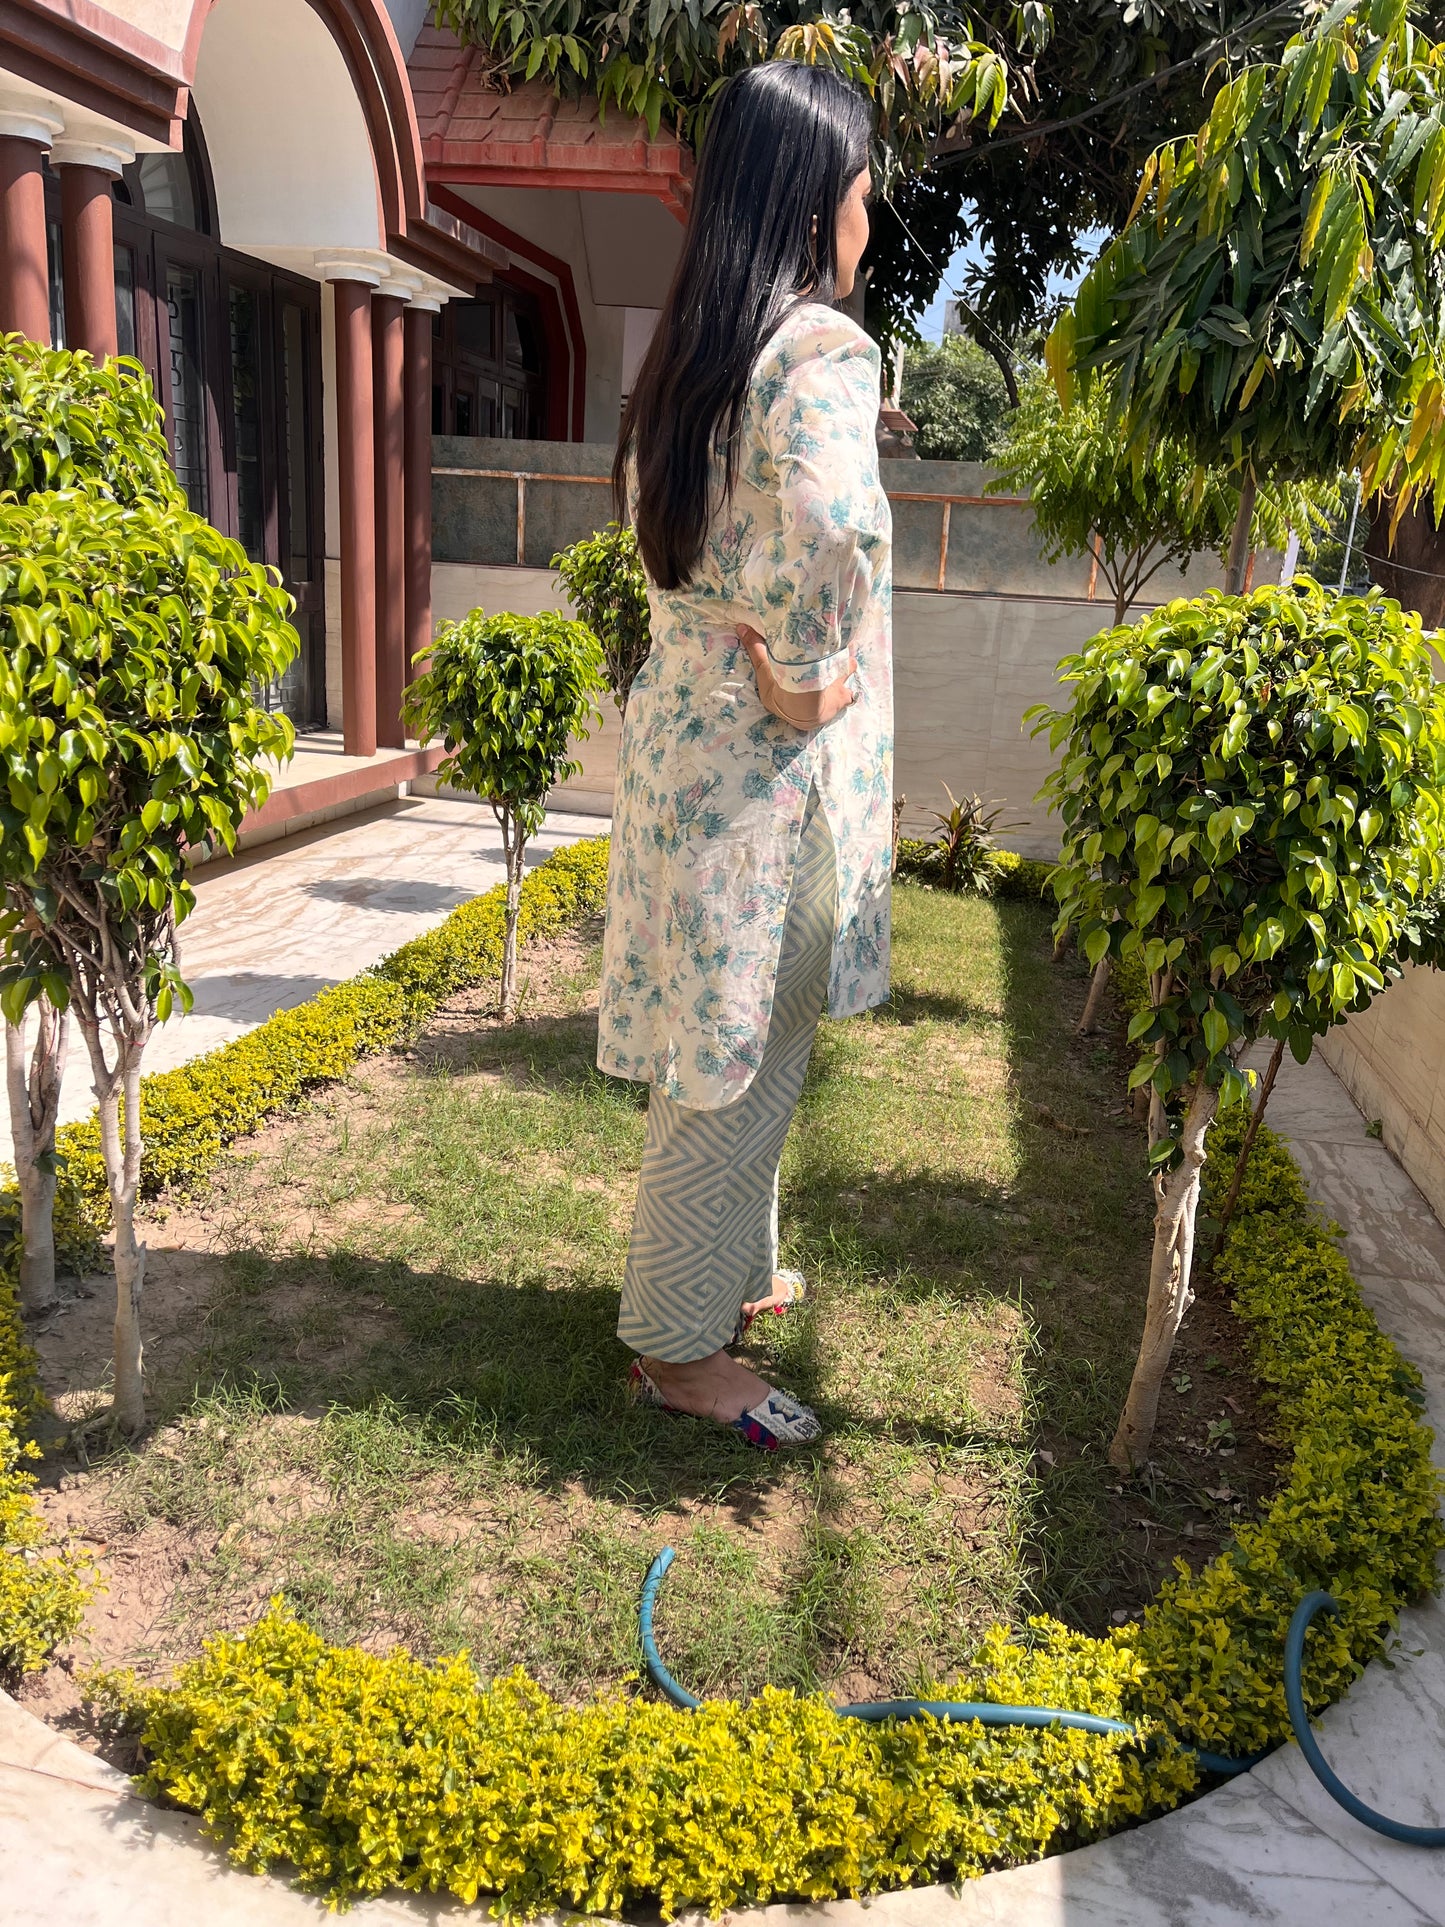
[641,1349,769,1423]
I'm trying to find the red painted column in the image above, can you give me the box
[0,117,59,345]
[57,147,126,361]
[372,292,408,750]
[331,277,378,759]
[403,301,436,695]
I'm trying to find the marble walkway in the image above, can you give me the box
[0,795,604,1169]
[2,1055,1443,1923]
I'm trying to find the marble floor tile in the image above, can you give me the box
[1282,1137,1445,1285]
[1245,1048,1381,1147]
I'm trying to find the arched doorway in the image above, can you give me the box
[43,112,327,730]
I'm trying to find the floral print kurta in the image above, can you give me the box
[597,303,894,1111]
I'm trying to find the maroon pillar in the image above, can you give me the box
[59,164,118,360]
[0,134,52,344]
[403,303,435,694]
[372,293,407,750]
[333,279,378,759]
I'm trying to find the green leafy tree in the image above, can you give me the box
[994,371,1341,622]
[1051,0,1445,588]
[0,336,184,1320]
[403,611,603,1019]
[552,523,652,714]
[1032,579,1445,1470]
[866,1,1312,355]
[898,334,1013,460]
[438,0,1318,349]
[436,3,1011,178]
[0,490,297,1435]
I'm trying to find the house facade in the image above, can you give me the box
[0,0,687,818]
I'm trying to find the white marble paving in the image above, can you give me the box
[0,797,606,1169]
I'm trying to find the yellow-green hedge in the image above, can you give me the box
[113,1112,1440,1915]
[0,836,611,1674]
[0,1372,90,1676]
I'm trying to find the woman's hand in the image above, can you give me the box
[735,624,856,729]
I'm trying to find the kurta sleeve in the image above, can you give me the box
[740,320,882,696]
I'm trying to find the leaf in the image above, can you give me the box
[1202,1008,1232,1056]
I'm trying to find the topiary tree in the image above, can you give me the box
[1050,0,1445,591]
[552,523,651,714]
[0,489,297,1434]
[0,334,183,1318]
[403,610,603,1020]
[993,371,1342,624]
[1033,577,1445,1471]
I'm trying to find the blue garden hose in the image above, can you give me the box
[641,1549,1444,1840]
[1284,1591,1445,1847]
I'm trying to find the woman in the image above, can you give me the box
[599,60,893,1449]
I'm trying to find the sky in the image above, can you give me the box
[911,228,1109,343]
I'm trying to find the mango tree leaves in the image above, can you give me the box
[1051,1,1445,521]
[1029,577,1445,1104]
[435,0,1010,184]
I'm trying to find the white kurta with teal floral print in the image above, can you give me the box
[597,303,893,1111]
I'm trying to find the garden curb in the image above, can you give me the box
[4,1048,1443,1927]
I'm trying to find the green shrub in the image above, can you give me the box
[552,522,651,713]
[0,333,178,506]
[895,840,1053,902]
[0,1373,91,1674]
[403,609,603,1020]
[113,1103,1439,1916]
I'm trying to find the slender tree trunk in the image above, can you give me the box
[1110,1077,1220,1472]
[891,794,906,872]
[498,807,526,1022]
[1053,928,1072,963]
[78,1017,147,1437]
[6,999,69,1318]
[1225,473,1258,596]
[1078,957,1112,1035]
[1210,1040,1285,1260]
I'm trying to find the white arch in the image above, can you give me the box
[191,0,384,269]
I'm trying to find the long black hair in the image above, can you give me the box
[614,61,871,590]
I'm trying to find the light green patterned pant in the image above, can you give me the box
[619,788,838,1362]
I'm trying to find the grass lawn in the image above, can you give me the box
[28,878,1277,1721]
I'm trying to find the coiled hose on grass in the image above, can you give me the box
[641,1549,1445,1844]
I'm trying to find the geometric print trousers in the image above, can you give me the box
[617,786,838,1362]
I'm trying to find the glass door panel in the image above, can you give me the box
[228,284,265,562]
[114,245,138,360]
[164,263,208,517]
[275,297,324,728]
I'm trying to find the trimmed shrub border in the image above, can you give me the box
[3,849,1440,1916]
[0,836,612,1673]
